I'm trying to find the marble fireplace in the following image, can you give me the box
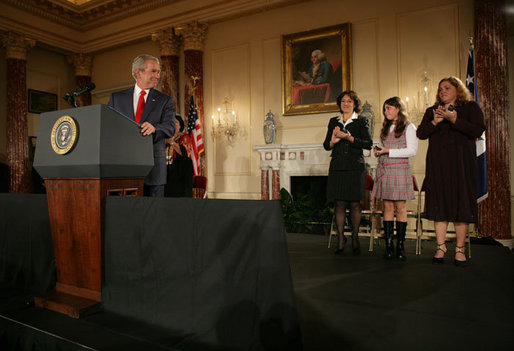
[253,143,378,200]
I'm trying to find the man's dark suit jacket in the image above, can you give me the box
[323,115,372,171]
[108,87,175,185]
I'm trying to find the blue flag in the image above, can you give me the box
[466,42,488,203]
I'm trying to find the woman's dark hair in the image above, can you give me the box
[176,114,185,132]
[380,96,409,141]
[336,90,362,114]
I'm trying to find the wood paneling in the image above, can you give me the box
[35,177,144,318]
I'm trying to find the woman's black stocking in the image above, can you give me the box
[349,201,361,237]
[349,201,362,254]
[334,200,348,250]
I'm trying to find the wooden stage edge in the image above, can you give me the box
[34,292,101,319]
[34,283,102,319]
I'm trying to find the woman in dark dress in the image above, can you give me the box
[417,76,485,266]
[165,115,194,197]
[324,91,372,255]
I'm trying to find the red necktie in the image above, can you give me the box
[135,90,146,123]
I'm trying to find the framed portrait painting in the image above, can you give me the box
[28,89,58,114]
[282,23,352,116]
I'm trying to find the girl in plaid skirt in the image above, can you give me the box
[372,97,418,260]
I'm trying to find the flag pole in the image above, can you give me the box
[191,76,199,106]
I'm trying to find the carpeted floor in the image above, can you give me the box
[287,234,514,351]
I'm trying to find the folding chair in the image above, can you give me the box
[192,175,207,198]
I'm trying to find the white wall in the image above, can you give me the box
[26,47,76,137]
[0,0,478,202]
[0,46,75,162]
[199,0,473,199]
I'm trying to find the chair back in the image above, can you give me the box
[193,175,207,198]
[365,174,374,191]
[412,175,419,192]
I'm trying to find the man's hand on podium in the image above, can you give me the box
[140,122,156,136]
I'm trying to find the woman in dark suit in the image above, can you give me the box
[324,91,372,255]
[165,115,194,197]
[417,76,485,266]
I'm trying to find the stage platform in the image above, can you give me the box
[1,193,513,350]
[2,235,513,350]
[289,233,514,351]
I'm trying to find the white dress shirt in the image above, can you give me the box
[382,123,418,158]
[133,84,150,115]
[337,111,359,128]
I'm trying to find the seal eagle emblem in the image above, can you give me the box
[51,115,78,155]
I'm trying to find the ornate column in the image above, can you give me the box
[68,53,93,107]
[152,28,182,114]
[178,21,208,175]
[1,32,35,193]
[271,168,281,200]
[474,0,511,240]
[260,168,270,200]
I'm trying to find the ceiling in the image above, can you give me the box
[4,0,171,29]
[0,0,304,53]
[2,0,514,54]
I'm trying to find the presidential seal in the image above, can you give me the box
[51,116,78,155]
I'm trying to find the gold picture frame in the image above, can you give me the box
[281,23,352,116]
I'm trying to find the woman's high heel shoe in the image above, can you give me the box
[454,245,467,267]
[432,243,447,264]
[334,235,347,255]
[351,235,361,255]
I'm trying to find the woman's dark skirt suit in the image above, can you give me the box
[323,116,373,201]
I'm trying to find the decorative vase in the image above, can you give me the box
[263,110,276,144]
[360,101,375,134]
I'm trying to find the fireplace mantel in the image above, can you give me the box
[253,143,378,200]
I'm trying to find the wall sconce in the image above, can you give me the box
[211,96,241,142]
[403,71,433,124]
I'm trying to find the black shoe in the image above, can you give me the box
[432,257,444,264]
[334,235,347,255]
[432,243,447,264]
[454,259,467,267]
[454,245,467,267]
[396,222,407,261]
[383,221,395,260]
[352,236,361,255]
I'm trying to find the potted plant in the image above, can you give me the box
[280,188,333,234]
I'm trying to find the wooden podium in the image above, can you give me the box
[33,104,153,318]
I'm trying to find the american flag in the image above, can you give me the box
[466,41,488,203]
[187,96,204,175]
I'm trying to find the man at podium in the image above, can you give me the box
[108,54,175,197]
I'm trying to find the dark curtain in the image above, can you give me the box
[103,197,301,350]
[475,0,511,239]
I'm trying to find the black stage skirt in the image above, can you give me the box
[326,169,365,201]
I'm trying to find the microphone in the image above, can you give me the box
[71,82,96,97]
[63,82,96,107]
